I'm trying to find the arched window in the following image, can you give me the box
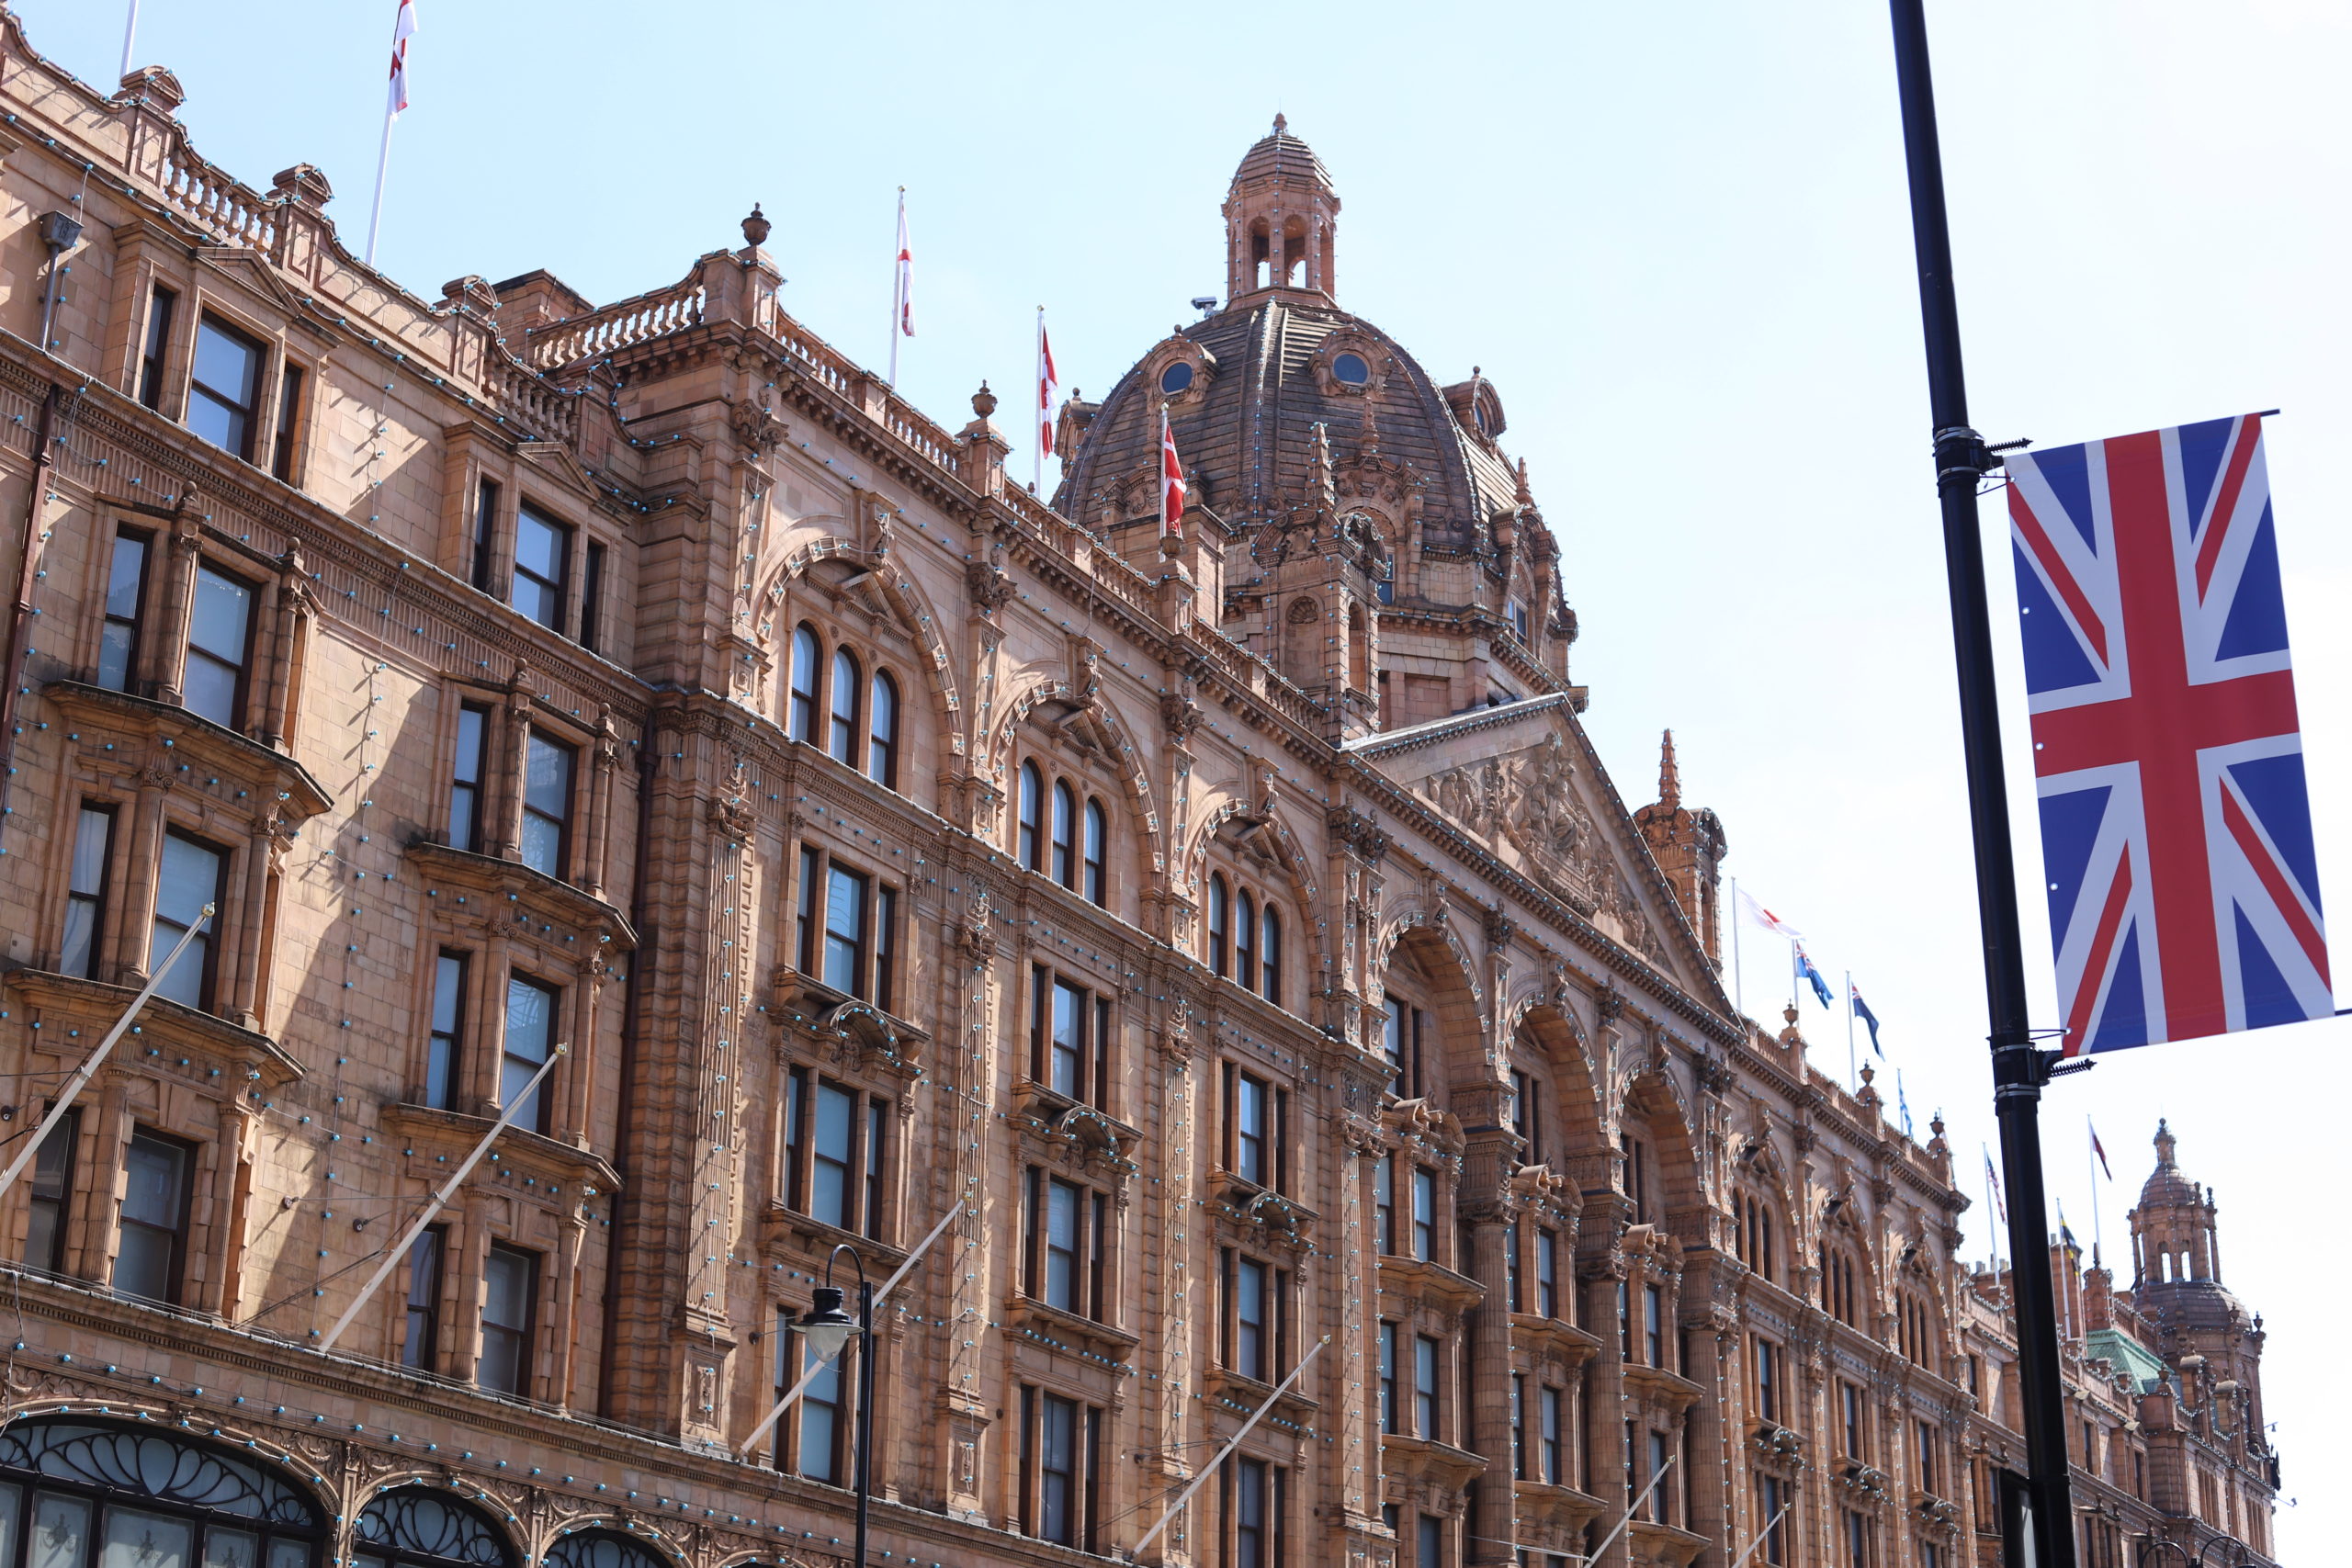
[1235,889,1257,988]
[829,648,861,765]
[0,1418,327,1568]
[1736,1190,1779,1284]
[542,1533,668,1568]
[867,670,899,787]
[1017,763,1044,871]
[1082,798,1107,907]
[355,1488,512,1568]
[788,625,820,742]
[1260,902,1282,1006]
[1050,781,1077,888]
[1207,874,1231,976]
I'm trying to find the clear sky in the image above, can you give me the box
[30,0,2347,1551]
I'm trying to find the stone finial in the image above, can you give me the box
[1515,455,1533,509]
[1657,728,1681,812]
[439,275,499,312]
[270,164,334,209]
[742,204,772,248]
[117,65,187,112]
[1272,113,1287,134]
[2154,1118,2177,1168]
[972,381,999,420]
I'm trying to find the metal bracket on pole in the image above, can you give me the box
[1127,1337,1329,1562]
[315,1045,567,1352]
[738,1202,965,1457]
[0,904,213,1203]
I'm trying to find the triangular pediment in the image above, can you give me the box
[1349,694,1725,1006]
[516,440,604,505]
[197,247,322,326]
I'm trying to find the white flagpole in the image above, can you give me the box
[316,1044,565,1351]
[364,109,396,269]
[1844,968,1858,1090]
[1130,1337,1329,1559]
[119,0,140,78]
[1728,875,1745,1019]
[0,905,212,1202]
[1586,1454,1675,1565]
[1035,307,1046,494]
[2087,1115,2102,1266]
[1729,1501,1794,1568]
[738,1202,963,1456]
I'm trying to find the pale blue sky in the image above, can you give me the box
[31,2,2347,1546]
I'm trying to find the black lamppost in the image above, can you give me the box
[798,1245,875,1568]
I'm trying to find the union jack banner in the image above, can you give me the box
[2007,413,2330,1053]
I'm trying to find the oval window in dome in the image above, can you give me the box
[1159,362,1194,396]
[1332,352,1371,387]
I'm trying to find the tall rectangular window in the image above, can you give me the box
[1416,1514,1441,1568]
[1842,1382,1865,1459]
[187,315,263,460]
[401,1227,445,1370]
[875,886,898,1014]
[1505,1222,1522,1313]
[1377,1323,1398,1434]
[1410,1168,1435,1261]
[1510,1067,1541,1162]
[810,1080,855,1229]
[1043,1174,1082,1314]
[112,1131,190,1303]
[797,1330,843,1482]
[824,864,868,997]
[867,1101,888,1243]
[580,541,605,655]
[1382,995,1407,1096]
[270,363,305,482]
[1917,1420,1939,1495]
[184,564,253,728]
[1233,1254,1270,1381]
[478,1243,537,1395]
[1414,1334,1440,1438]
[1755,1337,1780,1423]
[151,831,223,1010]
[512,503,570,633]
[1536,1228,1560,1319]
[1540,1384,1565,1483]
[1756,1476,1788,1565]
[448,703,489,852]
[138,286,176,411]
[23,1109,78,1273]
[471,479,500,592]
[1510,1372,1528,1479]
[1233,1069,1269,1187]
[61,805,115,978]
[1374,1156,1395,1255]
[1036,1392,1080,1547]
[1645,1283,1665,1368]
[1648,1431,1671,1522]
[425,953,467,1109]
[96,530,149,692]
[501,975,558,1134]
[1231,1457,1279,1568]
[1048,976,1086,1097]
[519,730,574,880]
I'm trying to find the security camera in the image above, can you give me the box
[1191,296,1218,314]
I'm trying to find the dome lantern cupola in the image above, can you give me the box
[1224,115,1340,303]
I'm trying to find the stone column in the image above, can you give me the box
[149,510,201,705]
[1580,1260,1633,1567]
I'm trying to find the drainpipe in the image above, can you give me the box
[595,733,659,1418]
[35,212,83,355]
[0,381,65,857]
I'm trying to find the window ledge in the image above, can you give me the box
[46,681,333,820]
[1204,1171,1319,1247]
[1623,1518,1709,1567]
[1622,1361,1704,1411]
[1203,1363,1319,1425]
[379,1102,621,1195]
[1511,1478,1608,1533]
[1010,1080,1140,1175]
[403,840,637,951]
[758,1202,910,1277]
[1376,1432,1486,1493]
[1375,1253,1487,1313]
[1002,1294,1138,1364]
[6,969,304,1088]
[1510,1312,1603,1365]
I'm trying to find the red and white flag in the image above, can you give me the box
[386,0,417,118]
[894,190,915,339]
[1735,887,1804,942]
[2089,1120,2112,1182]
[1037,311,1058,460]
[1159,407,1186,537]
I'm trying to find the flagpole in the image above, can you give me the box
[1844,968,1858,1089]
[888,187,905,389]
[2087,1116,2102,1266]
[1888,5,2075,1562]
[364,107,395,269]
[119,0,140,77]
[1728,875,1745,1019]
[1035,307,1046,494]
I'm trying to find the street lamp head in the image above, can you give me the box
[800,1285,860,1365]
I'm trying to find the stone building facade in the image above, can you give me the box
[0,16,2281,1568]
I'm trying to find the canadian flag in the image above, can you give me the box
[1037,313,1058,459]
[386,0,417,118]
[1159,407,1186,537]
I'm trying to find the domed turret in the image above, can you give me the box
[1224,115,1340,302]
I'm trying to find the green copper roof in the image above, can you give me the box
[2085,1327,2170,1393]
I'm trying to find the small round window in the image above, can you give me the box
[1159,362,1194,396]
[1332,352,1371,387]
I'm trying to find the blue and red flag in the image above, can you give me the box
[2006,412,2330,1053]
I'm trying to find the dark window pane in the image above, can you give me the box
[501,976,556,1132]
[427,953,466,1109]
[829,648,859,764]
[867,671,899,785]
[479,1245,536,1393]
[151,834,221,1008]
[114,1134,187,1302]
[519,732,573,877]
[184,567,251,727]
[789,626,820,741]
[401,1228,444,1369]
[61,807,113,978]
[824,866,867,997]
[811,1082,854,1227]
[97,534,148,692]
[512,507,568,632]
[188,317,260,458]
